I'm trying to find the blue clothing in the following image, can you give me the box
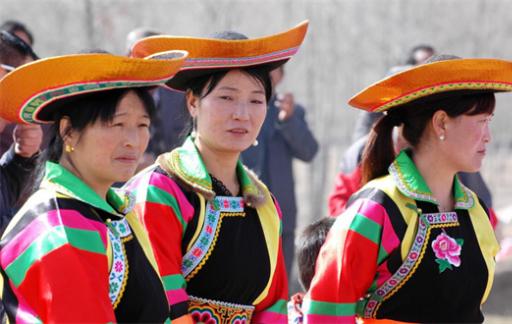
[241,96,318,274]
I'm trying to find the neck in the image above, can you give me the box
[59,156,110,200]
[412,146,456,211]
[195,139,240,195]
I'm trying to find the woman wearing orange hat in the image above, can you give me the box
[125,22,308,323]
[303,55,508,323]
[0,52,187,322]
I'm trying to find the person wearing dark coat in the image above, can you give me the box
[242,66,318,276]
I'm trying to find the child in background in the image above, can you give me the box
[289,217,335,324]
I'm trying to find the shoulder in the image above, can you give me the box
[126,164,189,201]
[1,190,108,286]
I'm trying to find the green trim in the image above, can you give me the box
[170,136,260,196]
[266,299,287,315]
[145,185,186,229]
[21,80,166,123]
[162,274,187,291]
[303,299,356,316]
[6,226,105,287]
[171,137,212,190]
[377,244,388,264]
[375,82,512,112]
[43,162,126,214]
[389,150,473,209]
[349,214,381,245]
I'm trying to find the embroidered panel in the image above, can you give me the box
[108,218,132,308]
[182,196,245,278]
[362,212,459,318]
[189,295,255,324]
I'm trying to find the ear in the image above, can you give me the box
[431,110,449,138]
[59,117,77,145]
[185,90,199,118]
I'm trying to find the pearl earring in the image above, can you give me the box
[439,134,445,141]
[252,139,259,147]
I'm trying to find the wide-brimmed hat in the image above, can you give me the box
[130,21,308,91]
[0,51,188,123]
[349,58,512,112]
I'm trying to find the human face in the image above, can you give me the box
[63,91,150,194]
[442,112,492,172]
[188,69,267,155]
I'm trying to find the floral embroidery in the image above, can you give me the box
[182,196,245,278]
[432,231,464,273]
[363,212,459,318]
[108,218,132,308]
[189,295,254,324]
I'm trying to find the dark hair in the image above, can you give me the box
[361,92,495,184]
[183,67,273,134]
[43,88,155,164]
[0,20,34,45]
[405,44,435,65]
[296,217,335,291]
[0,31,37,66]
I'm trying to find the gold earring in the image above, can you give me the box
[65,144,75,153]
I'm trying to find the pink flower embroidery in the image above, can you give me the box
[114,261,123,272]
[431,231,463,272]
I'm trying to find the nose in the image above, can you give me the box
[483,121,491,143]
[232,102,250,121]
[124,126,140,148]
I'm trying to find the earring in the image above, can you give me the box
[190,118,197,138]
[252,139,259,147]
[439,134,445,141]
[65,144,74,153]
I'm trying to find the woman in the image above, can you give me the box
[0,52,187,322]
[304,55,510,323]
[126,22,308,323]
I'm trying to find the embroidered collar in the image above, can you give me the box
[42,161,134,215]
[388,150,474,209]
[157,136,265,206]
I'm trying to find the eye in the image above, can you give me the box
[219,95,233,101]
[139,122,150,128]
[251,99,265,105]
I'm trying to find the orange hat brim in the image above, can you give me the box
[0,52,188,123]
[131,21,308,91]
[349,58,512,112]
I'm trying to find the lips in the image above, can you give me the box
[115,154,139,163]
[228,128,249,134]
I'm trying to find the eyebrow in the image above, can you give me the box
[114,112,150,118]
[217,86,265,94]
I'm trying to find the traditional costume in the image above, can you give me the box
[127,21,308,323]
[0,52,187,322]
[304,58,512,323]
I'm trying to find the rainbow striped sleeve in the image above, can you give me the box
[303,195,392,323]
[126,168,195,319]
[0,200,115,323]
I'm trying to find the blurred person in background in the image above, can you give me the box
[0,20,34,46]
[0,30,42,232]
[0,21,40,156]
[242,64,319,277]
[288,216,335,324]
